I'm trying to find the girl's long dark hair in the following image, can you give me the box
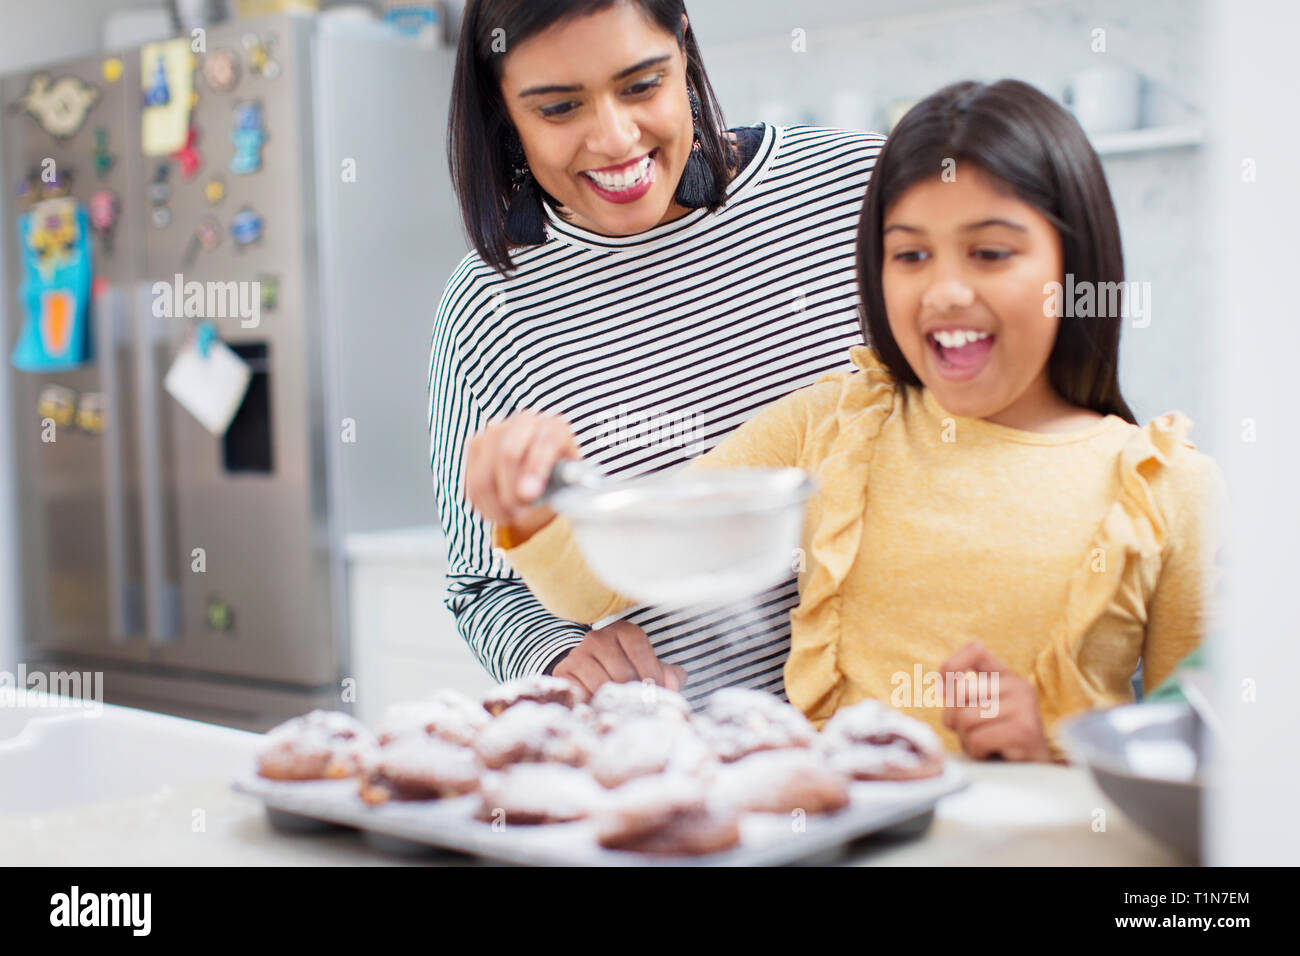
[449,0,733,275]
[857,79,1137,424]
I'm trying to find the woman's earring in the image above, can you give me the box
[505,134,547,245]
[674,86,717,209]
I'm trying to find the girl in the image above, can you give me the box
[431,0,885,702]
[464,79,1225,762]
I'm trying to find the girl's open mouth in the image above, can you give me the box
[581,148,658,205]
[927,330,996,382]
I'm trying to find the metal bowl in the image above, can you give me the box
[1057,701,1205,862]
[550,466,815,609]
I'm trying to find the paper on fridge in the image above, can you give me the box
[164,333,252,436]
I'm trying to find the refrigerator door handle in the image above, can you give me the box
[96,283,142,640]
[133,282,181,644]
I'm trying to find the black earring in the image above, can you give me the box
[505,133,547,245]
[674,85,717,209]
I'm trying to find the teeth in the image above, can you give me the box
[587,153,652,190]
[932,329,989,349]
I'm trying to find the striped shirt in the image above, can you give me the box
[427,123,885,706]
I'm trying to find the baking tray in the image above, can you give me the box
[232,763,969,866]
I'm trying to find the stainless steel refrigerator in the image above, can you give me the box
[0,11,464,729]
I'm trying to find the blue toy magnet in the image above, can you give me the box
[12,197,93,372]
[230,206,263,248]
[229,100,265,175]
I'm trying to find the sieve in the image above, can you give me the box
[538,459,815,609]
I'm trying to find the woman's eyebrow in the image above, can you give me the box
[518,55,672,98]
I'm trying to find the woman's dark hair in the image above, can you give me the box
[449,0,733,274]
[857,79,1137,424]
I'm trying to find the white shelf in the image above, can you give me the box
[1090,124,1204,156]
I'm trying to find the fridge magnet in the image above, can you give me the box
[93,127,115,179]
[12,197,93,372]
[256,272,279,312]
[147,163,172,228]
[11,74,100,140]
[88,188,119,254]
[202,48,240,93]
[141,39,194,157]
[229,206,263,248]
[170,124,202,178]
[182,216,223,267]
[229,100,266,175]
[36,384,78,428]
[242,33,280,80]
[102,58,123,84]
[163,326,252,436]
[75,391,106,435]
[204,177,225,204]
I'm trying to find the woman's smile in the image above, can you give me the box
[579,147,660,204]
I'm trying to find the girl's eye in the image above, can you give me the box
[891,250,928,263]
[540,101,579,119]
[974,249,1012,261]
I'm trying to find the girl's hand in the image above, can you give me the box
[464,411,582,540]
[939,641,1058,763]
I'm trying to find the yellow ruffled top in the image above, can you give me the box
[496,345,1225,759]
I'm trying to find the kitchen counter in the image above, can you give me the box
[1,759,1183,866]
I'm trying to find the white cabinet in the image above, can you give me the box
[346,526,495,725]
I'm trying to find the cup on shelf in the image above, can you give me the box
[1064,65,1143,134]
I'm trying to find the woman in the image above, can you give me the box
[429,0,884,704]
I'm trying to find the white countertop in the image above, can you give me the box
[1,695,1184,865]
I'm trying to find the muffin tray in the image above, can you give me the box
[232,763,969,866]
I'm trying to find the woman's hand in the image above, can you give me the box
[551,621,689,702]
[464,411,582,541]
[939,641,1057,763]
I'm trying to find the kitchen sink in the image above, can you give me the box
[0,692,261,816]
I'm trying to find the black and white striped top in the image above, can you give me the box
[427,123,885,706]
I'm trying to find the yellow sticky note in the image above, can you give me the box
[141,38,194,157]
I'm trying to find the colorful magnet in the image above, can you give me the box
[242,33,280,80]
[140,39,194,156]
[229,100,266,175]
[230,206,263,248]
[37,384,78,427]
[142,53,171,107]
[93,127,115,178]
[183,215,223,266]
[203,48,240,93]
[75,391,106,435]
[102,58,123,84]
[204,178,225,204]
[195,320,217,359]
[170,124,202,178]
[12,74,100,140]
[256,273,279,312]
[13,197,93,372]
[88,188,119,254]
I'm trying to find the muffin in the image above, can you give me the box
[256,710,375,781]
[587,680,693,734]
[482,675,577,716]
[588,717,717,789]
[695,688,817,762]
[358,734,483,805]
[818,699,946,781]
[595,774,741,856]
[476,763,607,824]
[375,689,490,747]
[472,701,598,770]
[711,749,850,815]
